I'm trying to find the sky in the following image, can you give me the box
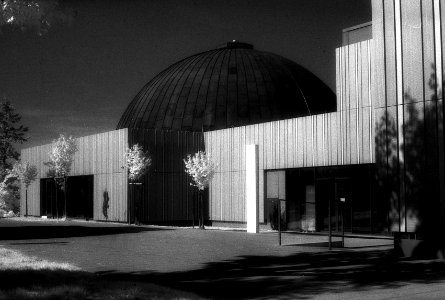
[0,0,371,150]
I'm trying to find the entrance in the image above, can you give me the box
[40,175,94,219]
[265,164,383,234]
[315,178,352,233]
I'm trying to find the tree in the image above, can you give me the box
[124,144,151,224]
[0,100,28,176]
[0,167,20,215]
[44,134,77,219]
[124,144,151,183]
[0,0,72,35]
[10,161,37,216]
[184,151,216,229]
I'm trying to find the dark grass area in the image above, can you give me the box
[0,269,203,299]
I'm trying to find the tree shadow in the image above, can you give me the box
[92,248,445,299]
[375,65,445,258]
[0,224,170,240]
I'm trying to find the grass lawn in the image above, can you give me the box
[0,248,202,300]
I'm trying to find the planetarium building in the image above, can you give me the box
[21,0,445,253]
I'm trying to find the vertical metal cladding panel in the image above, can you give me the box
[336,48,341,112]
[329,114,337,165]
[437,100,445,223]
[279,121,286,168]
[360,41,370,108]
[356,42,363,109]
[350,108,358,164]
[213,131,221,221]
[287,119,294,168]
[421,0,436,101]
[257,169,263,223]
[385,105,401,232]
[93,174,103,221]
[315,115,324,166]
[231,168,240,221]
[361,106,372,162]
[386,0,399,107]
[341,46,347,111]
[404,102,425,232]
[306,117,314,167]
[237,127,244,221]
[424,99,440,226]
[262,123,269,169]
[342,109,349,164]
[344,45,350,110]
[223,168,230,221]
[372,0,387,109]
[402,0,423,104]
[440,0,445,102]
[213,171,221,220]
[272,122,278,169]
[294,118,304,168]
[348,43,358,109]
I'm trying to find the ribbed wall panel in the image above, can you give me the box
[127,129,204,223]
[205,113,375,222]
[20,129,128,222]
[372,0,445,234]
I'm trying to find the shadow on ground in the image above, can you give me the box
[96,249,445,299]
[1,248,445,298]
[0,269,200,299]
[0,225,170,240]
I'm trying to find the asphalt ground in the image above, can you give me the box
[1,218,444,299]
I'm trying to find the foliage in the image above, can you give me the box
[0,166,20,214]
[124,144,151,182]
[184,151,216,191]
[269,204,287,231]
[0,0,72,35]
[44,134,78,180]
[0,100,28,174]
[10,161,37,189]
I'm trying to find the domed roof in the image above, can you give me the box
[117,41,336,132]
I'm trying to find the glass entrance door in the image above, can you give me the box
[335,178,352,233]
[315,178,352,233]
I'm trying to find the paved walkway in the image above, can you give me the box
[1,218,444,299]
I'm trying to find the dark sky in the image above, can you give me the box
[0,0,371,149]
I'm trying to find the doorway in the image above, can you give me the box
[40,175,94,219]
[267,164,381,234]
[315,178,352,233]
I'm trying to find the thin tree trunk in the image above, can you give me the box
[55,179,58,220]
[25,188,28,217]
[200,191,204,229]
[64,177,67,218]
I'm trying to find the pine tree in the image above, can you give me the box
[0,100,28,176]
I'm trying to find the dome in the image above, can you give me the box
[117,41,336,132]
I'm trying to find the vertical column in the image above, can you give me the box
[246,144,259,233]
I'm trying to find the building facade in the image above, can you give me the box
[20,0,445,254]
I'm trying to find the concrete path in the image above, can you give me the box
[1,218,444,299]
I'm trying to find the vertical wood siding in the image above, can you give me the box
[372,0,445,234]
[20,129,128,222]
